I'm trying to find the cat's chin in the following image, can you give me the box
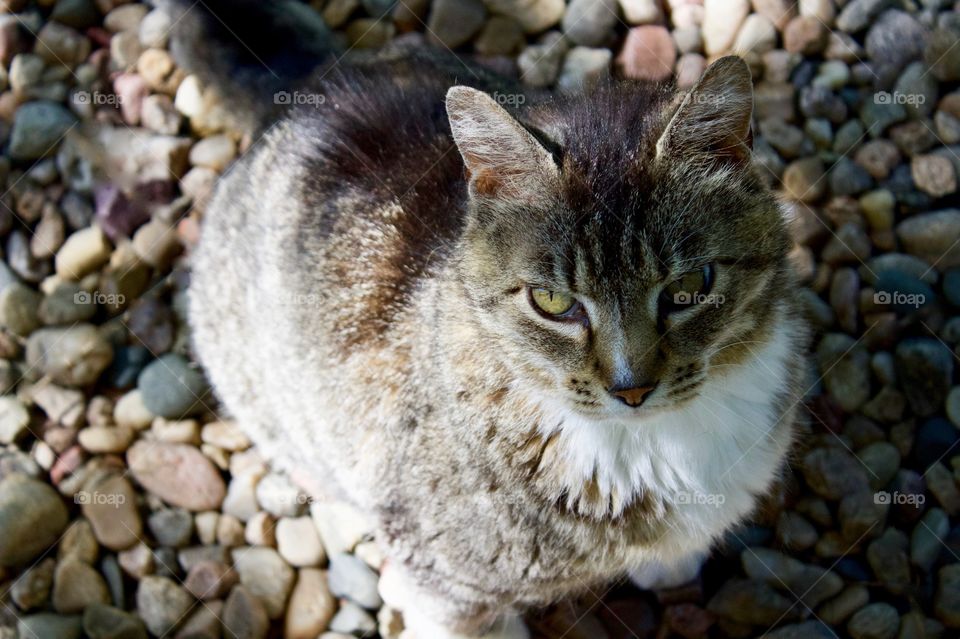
[571,401,676,423]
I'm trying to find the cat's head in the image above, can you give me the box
[445,57,796,420]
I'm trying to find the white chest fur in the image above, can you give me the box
[536,321,797,560]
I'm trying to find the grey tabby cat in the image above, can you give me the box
[175,2,807,636]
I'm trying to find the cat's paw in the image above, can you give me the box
[400,608,529,639]
[628,553,705,591]
[381,562,528,639]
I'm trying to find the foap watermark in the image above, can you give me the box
[689,90,727,106]
[75,491,126,506]
[73,90,123,107]
[74,290,125,306]
[873,290,926,309]
[874,91,926,107]
[492,91,525,107]
[674,291,725,307]
[274,90,326,107]
[676,490,726,507]
[874,491,925,507]
[260,291,322,309]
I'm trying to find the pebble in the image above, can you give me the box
[819,585,869,625]
[11,557,55,611]
[847,602,900,639]
[557,46,612,93]
[926,461,960,515]
[59,519,98,564]
[188,134,236,172]
[948,386,960,428]
[81,473,142,551]
[222,584,270,639]
[55,226,111,280]
[329,601,377,635]
[127,440,226,511]
[136,575,193,637]
[118,543,154,579]
[285,568,336,639]
[517,32,567,87]
[0,474,68,566]
[184,559,237,600]
[914,421,959,478]
[276,516,325,567]
[865,9,927,86]
[310,501,372,556]
[83,603,148,639]
[912,154,957,198]
[742,548,843,608]
[802,446,870,501]
[328,552,383,609]
[707,578,800,625]
[0,395,29,445]
[9,100,76,161]
[52,557,111,613]
[856,140,901,179]
[233,546,295,619]
[78,425,135,454]
[784,16,828,54]
[619,0,660,25]
[114,390,154,430]
[733,14,777,54]
[783,157,826,202]
[936,564,960,628]
[859,442,901,490]
[474,16,524,55]
[911,508,948,571]
[18,613,83,639]
[148,508,194,548]
[223,469,265,522]
[897,209,960,268]
[866,528,911,594]
[895,338,954,417]
[817,333,871,412]
[26,324,113,387]
[927,24,960,82]
[702,0,749,56]
[836,0,898,33]
[563,0,617,47]
[485,0,564,33]
[137,353,210,418]
[175,601,222,639]
[244,511,276,547]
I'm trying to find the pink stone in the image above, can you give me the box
[618,25,676,81]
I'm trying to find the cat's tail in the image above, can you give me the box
[161,0,339,130]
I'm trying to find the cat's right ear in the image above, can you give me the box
[446,86,558,202]
[655,56,754,166]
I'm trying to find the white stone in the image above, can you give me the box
[703,0,750,56]
[277,516,326,567]
[619,0,661,24]
[310,501,374,556]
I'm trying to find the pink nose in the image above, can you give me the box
[611,385,656,407]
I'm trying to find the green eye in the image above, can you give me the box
[661,265,714,310]
[530,288,577,317]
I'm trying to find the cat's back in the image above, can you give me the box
[188,52,524,476]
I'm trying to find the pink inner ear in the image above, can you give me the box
[472,170,503,197]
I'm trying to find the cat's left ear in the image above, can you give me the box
[656,56,754,166]
[446,86,559,201]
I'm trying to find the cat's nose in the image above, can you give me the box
[609,384,657,407]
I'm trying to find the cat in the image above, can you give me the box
[172,2,808,636]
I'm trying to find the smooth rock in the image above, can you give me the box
[233,546,295,619]
[127,440,226,511]
[0,474,68,566]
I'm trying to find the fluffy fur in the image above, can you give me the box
[178,3,808,636]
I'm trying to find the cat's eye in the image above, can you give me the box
[660,265,715,312]
[530,288,578,318]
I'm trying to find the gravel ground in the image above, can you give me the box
[0,0,956,638]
